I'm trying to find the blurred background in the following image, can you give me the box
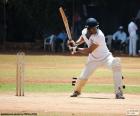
[0,0,140,55]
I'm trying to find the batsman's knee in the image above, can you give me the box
[112,57,121,72]
[78,75,89,80]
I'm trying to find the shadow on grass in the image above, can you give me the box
[79,96,112,99]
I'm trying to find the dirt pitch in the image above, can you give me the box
[0,93,140,116]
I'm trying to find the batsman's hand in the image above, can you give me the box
[67,40,76,47]
[69,46,78,54]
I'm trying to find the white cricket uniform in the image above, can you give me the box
[128,21,138,56]
[79,28,123,94]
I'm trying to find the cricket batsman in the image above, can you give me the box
[68,18,125,99]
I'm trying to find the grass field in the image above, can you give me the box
[0,54,140,116]
[0,83,140,94]
[0,54,140,94]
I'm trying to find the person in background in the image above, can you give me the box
[112,26,127,53]
[55,30,67,52]
[128,19,138,56]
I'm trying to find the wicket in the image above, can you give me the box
[16,52,25,96]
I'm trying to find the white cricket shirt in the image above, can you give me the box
[82,28,111,61]
[128,21,138,37]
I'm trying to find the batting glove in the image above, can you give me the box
[67,40,76,47]
[69,46,78,54]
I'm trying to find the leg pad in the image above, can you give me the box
[72,77,77,86]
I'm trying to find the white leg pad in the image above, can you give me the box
[112,57,123,94]
[74,79,88,93]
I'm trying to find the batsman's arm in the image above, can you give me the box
[77,43,98,54]
[75,35,85,45]
[67,35,84,47]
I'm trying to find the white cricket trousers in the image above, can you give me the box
[129,35,138,56]
[79,54,123,94]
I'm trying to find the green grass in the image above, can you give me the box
[0,54,140,94]
[0,83,140,94]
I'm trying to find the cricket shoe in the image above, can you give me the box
[115,92,125,99]
[70,91,80,97]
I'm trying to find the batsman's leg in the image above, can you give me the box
[70,79,88,97]
[112,58,125,99]
[70,61,100,97]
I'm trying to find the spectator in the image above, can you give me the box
[136,24,140,55]
[128,19,138,56]
[112,26,127,52]
[55,30,67,52]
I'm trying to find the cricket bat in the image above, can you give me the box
[59,7,72,41]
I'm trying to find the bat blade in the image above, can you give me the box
[59,7,72,41]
